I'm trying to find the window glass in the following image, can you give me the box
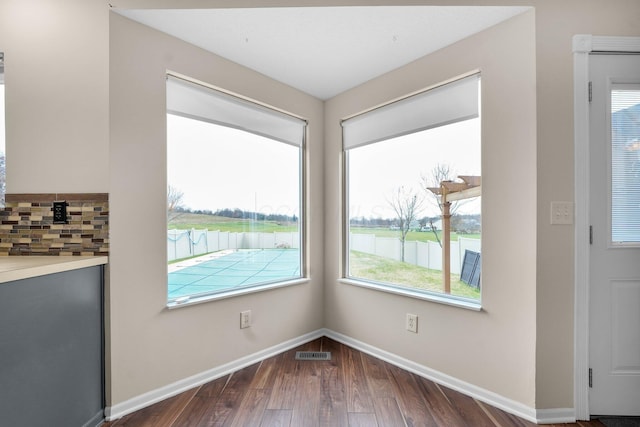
[0,52,5,207]
[610,86,640,245]
[166,76,305,303]
[344,74,481,301]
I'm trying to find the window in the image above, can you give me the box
[343,73,481,303]
[611,85,640,245]
[0,52,5,207]
[166,75,306,304]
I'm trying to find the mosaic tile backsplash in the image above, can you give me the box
[0,193,109,256]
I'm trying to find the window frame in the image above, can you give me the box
[165,73,308,308]
[340,72,482,311]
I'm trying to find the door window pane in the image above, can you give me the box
[611,87,640,244]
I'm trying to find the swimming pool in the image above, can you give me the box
[168,248,301,299]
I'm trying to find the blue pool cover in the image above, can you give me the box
[168,249,301,299]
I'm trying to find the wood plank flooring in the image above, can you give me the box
[104,337,604,427]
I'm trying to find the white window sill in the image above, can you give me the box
[166,278,310,309]
[339,278,482,311]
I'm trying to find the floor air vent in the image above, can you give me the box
[295,351,331,361]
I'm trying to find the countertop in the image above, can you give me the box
[0,256,108,284]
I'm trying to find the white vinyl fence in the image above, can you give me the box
[168,229,479,274]
[349,233,481,274]
[168,229,300,262]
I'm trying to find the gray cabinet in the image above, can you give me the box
[0,266,104,427]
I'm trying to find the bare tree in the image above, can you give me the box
[167,185,185,222]
[387,186,423,262]
[421,163,463,247]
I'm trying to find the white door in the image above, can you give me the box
[589,53,640,416]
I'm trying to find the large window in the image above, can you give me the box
[343,73,481,303]
[166,75,306,304]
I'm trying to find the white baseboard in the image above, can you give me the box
[104,329,324,421]
[105,328,575,425]
[535,408,576,424]
[322,329,576,425]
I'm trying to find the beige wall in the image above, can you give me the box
[108,13,325,404]
[2,0,640,415]
[530,0,640,408]
[0,0,109,193]
[325,10,538,406]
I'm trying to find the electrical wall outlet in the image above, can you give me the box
[240,310,252,329]
[53,201,68,224]
[406,313,418,333]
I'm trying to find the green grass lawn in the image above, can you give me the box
[168,212,298,232]
[349,250,480,299]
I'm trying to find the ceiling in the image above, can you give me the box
[115,6,530,100]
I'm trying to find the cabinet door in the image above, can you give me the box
[0,266,104,427]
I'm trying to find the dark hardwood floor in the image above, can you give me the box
[104,337,604,427]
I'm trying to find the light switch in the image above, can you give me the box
[550,201,574,225]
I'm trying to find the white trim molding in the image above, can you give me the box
[573,34,640,421]
[536,408,577,425]
[574,34,640,54]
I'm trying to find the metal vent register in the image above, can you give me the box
[295,351,332,361]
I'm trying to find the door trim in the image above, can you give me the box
[573,34,640,420]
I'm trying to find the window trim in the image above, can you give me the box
[167,278,310,309]
[340,72,482,307]
[339,278,482,311]
[165,72,308,305]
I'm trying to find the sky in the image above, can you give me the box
[167,114,300,218]
[168,113,481,220]
[348,118,482,219]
